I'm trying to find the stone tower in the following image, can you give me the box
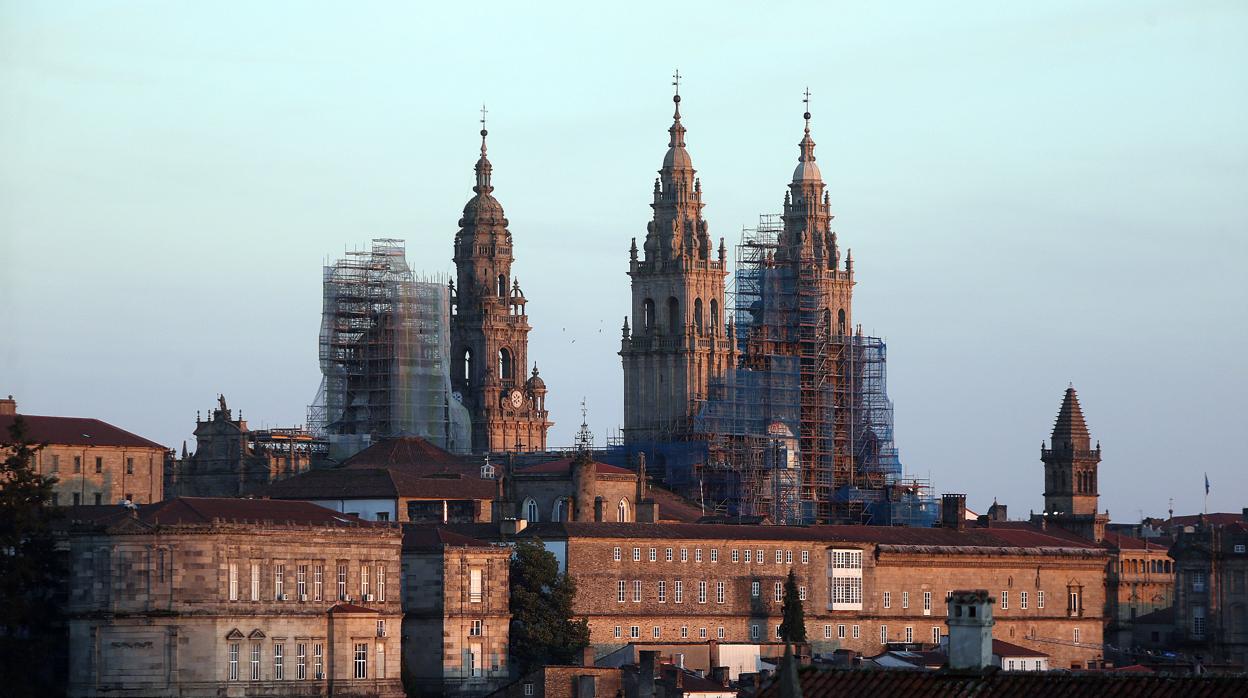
[1039,386,1107,541]
[450,115,552,453]
[621,80,735,444]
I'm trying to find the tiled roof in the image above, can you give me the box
[760,666,1248,698]
[517,457,634,476]
[263,467,496,501]
[0,414,166,450]
[139,497,376,527]
[403,525,496,552]
[648,485,706,523]
[341,436,466,472]
[993,639,1049,658]
[1167,513,1244,528]
[1103,531,1169,552]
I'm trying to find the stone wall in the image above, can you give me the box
[34,443,164,505]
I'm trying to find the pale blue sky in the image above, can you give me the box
[2,1,1245,519]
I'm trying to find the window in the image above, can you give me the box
[658,581,667,603]
[1068,590,1080,615]
[752,581,760,598]
[649,548,657,562]
[314,643,324,680]
[1038,590,1045,609]
[94,493,102,505]
[717,627,725,640]
[786,550,793,564]
[613,626,622,638]
[1236,544,1246,554]
[275,564,285,599]
[1192,571,1207,592]
[699,627,708,639]
[274,642,284,680]
[667,297,680,334]
[251,563,261,601]
[470,569,483,603]
[904,627,913,643]
[337,563,347,600]
[674,580,683,604]
[776,625,783,639]
[698,581,707,604]
[617,580,626,602]
[296,643,307,680]
[470,619,482,636]
[353,643,368,679]
[72,493,80,506]
[126,457,134,474]
[618,499,629,522]
[903,591,909,609]
[375,512,389,521]
[776,582,784,602]
[750,624,760,640]
[932,627,941,644]
[923,591,932,614]
[694,298,703,334]
[1073,627,1082,644]
[1020,591,1028,609]
[801,550,809,564]
[694,548,702,562]
[633,580,642,602]
[498,348,512,381]
[524,683,535,696]
[716,581,726,604]
[799,586,807,601]
[776,550,784,564]
[359,565,370,598]
[732,549,739,563]
[824,625,831,639]
[633,547,641,562]
[630,626,640,639]
[50,454,59,472]
[524,498,539,522]
[680,547,688,562]
[1193,606,1207,638]
[313,564,323,601]
[680,625,688,639]
[883,591,891,609]
[229,563,239,601]
[757,549,764,564]
[377,565,386,602]
[73,456,81,473]
[228,643,240,681]
[666,547,673,562]
[250,642,261,680]
[297,565,307,599]
[613,546,621,562]
[744,550,752,563]
[95,457,103,473]
[837,624,847,639]
[710,549,718,563]
[1001,591,1008,610]
[653,626,661,639]
[642,298,655,331]
[880,625,888,644]
[852,625,860,639]
[831,577,863,606]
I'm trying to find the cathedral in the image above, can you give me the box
[449,115,552,454]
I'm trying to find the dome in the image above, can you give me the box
[462,192,504,219]
[792,159,822,182]
[663,146,693,170]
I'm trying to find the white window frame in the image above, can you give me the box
[617,580,626,603]
[274,642,284,680]
[680,547,688,562]
[751,581,760,598]
[716,581,726,604]
[665,547,673,562]
[710,549,718,563]
[1038,590,1045,609]
[838,624,847,639]
[633,547,641,562]
[657,580,667,603]
[883,591,891,609]
[229,563,239,601]
[228,642,240,681]
[649,548,657,562]
[674,580,683,604]
[801,550,809,564]
[613,546,621,562]
[775,582,783,602]
[698,581,707,604]
[923,591,932,615]
[354,642,368,679]
[633,580,642,603]
[1020,591,1028,609]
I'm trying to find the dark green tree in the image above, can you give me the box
[778,569,807,643]
[0,415,64,696]
[509,537,589,673]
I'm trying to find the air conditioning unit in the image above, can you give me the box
[340,594,351,602]
[376,627,386,637]
[299,594,309,602]
[363,594,375,602]
[278,593,289,601]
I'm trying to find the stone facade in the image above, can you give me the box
[1170,515,1248,670]
[1,396,166,505]
[403,528,511,695]
[64,498,404,697]
[450,121,552,454]
[500,454,658,524]
[621,88,735,445]
[1103,532,1175,647]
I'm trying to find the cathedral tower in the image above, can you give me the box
[1038,386,1106,541]
[450,113,552,453]
[621,77,735,444]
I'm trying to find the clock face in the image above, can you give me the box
[509,389,525,409]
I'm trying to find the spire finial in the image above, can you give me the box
[802,86,812,132]
[479,103,488,156]
[671,68,683,120]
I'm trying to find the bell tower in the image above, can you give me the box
[450,108,552,453]
[1037,386,1106,542]
[621,73,735,444]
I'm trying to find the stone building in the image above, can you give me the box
[442,518,1108,670]
[450,116,552,453]
[620,83,735,445]
[64,497,404,697]
[500,453,677,524]
[1103,530,1174,647]
[1034,387,1108,543]
[403,527,512,695]
[166,395,324,498]
[1170,513,1248,670]
[1,395,166,505]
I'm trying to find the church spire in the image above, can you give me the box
[793,87,822,184]
[1051,385,1092,452]
[474,103,493,194]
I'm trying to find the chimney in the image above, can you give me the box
[500,518,527,535]
[711,666,729,686]
[0,395,15,416]
[583,646,596,667]
[945,589,995,671]
[637,650,658,698]
[941,494,967,531]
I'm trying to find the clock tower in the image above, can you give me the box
[450,111,552,453]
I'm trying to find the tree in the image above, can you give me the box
[0,415,64,696]
[779,569,807,643]
[509,537,589,673]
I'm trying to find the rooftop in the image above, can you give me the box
[263,467,496,501]
[517,457,634,476]
[1,413,166,450]
[67,497,382,530]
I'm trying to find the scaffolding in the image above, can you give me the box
[307,239,471,459]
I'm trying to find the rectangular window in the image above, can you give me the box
[658,580,667,603]
[354,643,368,679]
[630,626,640,639]
[1001,590,1008,610]
[700,627,708,639]
[750,624,760,641]
[883,591,891,609]
[228,643,240,681]
[776,550,783,564]
[831,577,864,606]
[732,549,739,563]
[337,563,348,599]
[313,564,323,601]
[633,547,641,562]
[470,619,482,636]
[1193,606,1206,638]
[801,550,809,564]
[297,643,306,680]
[751,581,760,597]
[716,581,726,604]
[95,456,103,473]
[880,625,888,644]
[377,619,386,637]
[1068,591,1079,614]
[1020,591,1028,609]
[297,565,307,599]
[1073,627,1081,644]
[674,580,683,604]
[250,642,261,680]
[229,563,239,601]
[617,580,626,602]
[775,582,783,602]
[680,625,689,639]
[698,581,707,604]
[614,626,622,638]
[126,457,134,474]
[799,585,807,601]
[695,548,702,562]
[903,591,909,609]
[94,493,101,505]
[649,548,657,562]
[525,683,535,696]
[314,643,324,680]
[377,565,386,602]
[250,563,260,601]
[375,512,388,521]
[470,569,483,603]
[744,549,752,563]
[776,625,782,639]
[665,547,673,562]
[852,625,860,639]
[274,642,284,680]
[838,624,847,639]
[1038,590,1045,609]
[633,580,642,603]
[824,625,831,639]
[72,493,80,505]
[275,564,285,599]
[1192,571,1207,592]
[50,454,60,472]
[680,547,688,562]
[756,549,764,563]
[74,456,81,473]
[710,549,718,562]
[923,591,932,614]
[786,550,793,564]
[360,565,370,597]
[905,627,913,643]
[468,643,480,677]
[613,546,621,562]
[653,626,661,639]
[932,627,941,644]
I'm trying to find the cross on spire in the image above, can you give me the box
[479,103,488,156]
[802,86,812,131]
[672,69,682,97]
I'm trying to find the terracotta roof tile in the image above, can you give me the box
[517,458,633,476]
[263,468,496,501]
[342,436,466,472]
[1,414,166,450]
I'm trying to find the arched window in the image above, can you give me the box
[667,297,680,335]
[552,499,566,522]
[642,299,655,332]
[710,299,719,333]
[523,498,539,522]
[694,298,704,335]
[499,348,513,381]
[462,349,473,386]
[838,309,846,336]
[497,274,507,298]
[617,498,630,522]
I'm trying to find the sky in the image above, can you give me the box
[2,1,1245,521]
